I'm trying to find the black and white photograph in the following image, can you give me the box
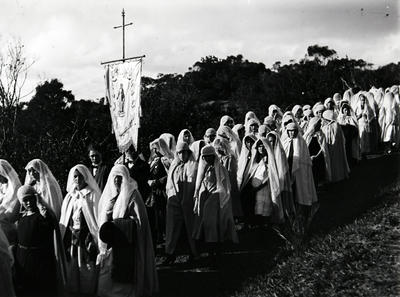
[0,0,399,296]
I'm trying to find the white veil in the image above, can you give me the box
[0,160,21,215]
[24,159,63,220]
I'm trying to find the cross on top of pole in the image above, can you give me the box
[113,8,133,62]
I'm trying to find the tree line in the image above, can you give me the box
[1,44,399,190]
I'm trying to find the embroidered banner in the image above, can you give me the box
[104,59,142,152]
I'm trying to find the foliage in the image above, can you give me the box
[1,45,400,191]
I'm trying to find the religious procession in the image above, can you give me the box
[1,78,400,296]
[2,1,400,296]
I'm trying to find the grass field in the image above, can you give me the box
[230,189,400,297]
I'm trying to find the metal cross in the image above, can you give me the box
[113,9,133,61]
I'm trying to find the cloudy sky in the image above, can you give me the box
[1,0,399,100]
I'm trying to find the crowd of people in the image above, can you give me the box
[0,85,399,297]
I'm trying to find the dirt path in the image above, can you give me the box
[158,153,400,297]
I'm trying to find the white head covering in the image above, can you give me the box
[60,164,101,244]
[0,160,21,215]
[149,137,174,161]
[343,89,354,102]
[66,164,101,195]
[354,93,375,121]
[324,97,335,109]
[266,131,291,193]
[237,134,257,190]
[333,93,342,104]
[268,104,283,119]
[24,159,63,219]
[245,117,261,136]
[337,101,357,125]
[281,111,302,142]
[244,111,260,127]
[159,133,177,155]
[219,115,234,128]
[190,140,206,162]
[98,165,139,228]
[216,125,242,159]
[249,138,281,209]
[292,105,303,118]
[177,129,195,146]
[232,124,244,138]
[378,91,400,142]
[195,145,231,209]
[312,102,325,115]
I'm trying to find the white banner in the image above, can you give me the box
[104,59,142,152]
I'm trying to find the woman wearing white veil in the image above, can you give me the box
[248,138,282,223]
[303,117,332,186]
[354,93,376,156]
[193,145,238,244]
[25,159,63,220]
[379,91,400,153]
[177,129,195,146]
[219,115,235,129]
[97,164,158,297]
[59,164,101,295]
[322,110,350,182]
[337,101,360,164]
[0,160,21,244]
[282,123,318,231]
[159,133,177,156]
[266,131,296,223]
[213,137,242,217]
[216,125,242,160]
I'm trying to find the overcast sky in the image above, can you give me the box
[1,0,399,100]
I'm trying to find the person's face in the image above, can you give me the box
[89,150,102,165]
[151,145,160,156]
[267,123,277,131]
[327,102,334,110]
[73,169,86,190]
[204,134,216,144]
[225,119,234,129]
[260,131,266,138]
[126,147,138,160]
[267,135,276,147]
[183,131,191,144]
[250,123,258,133]
[245,139,255,150]
[343,106,350,116]
[0,174,7,184]
[114,175,123,193]
[315,110,323,118]
[22,195,37,212]
[287,129,297,139]
[27,168,40,182]
[257,143,266,156]
[178,150,190,163]
[360,96,366,107]
[203,155,215,166]
[295,110,303,118]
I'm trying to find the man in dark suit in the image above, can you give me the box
[88,144,110,192]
